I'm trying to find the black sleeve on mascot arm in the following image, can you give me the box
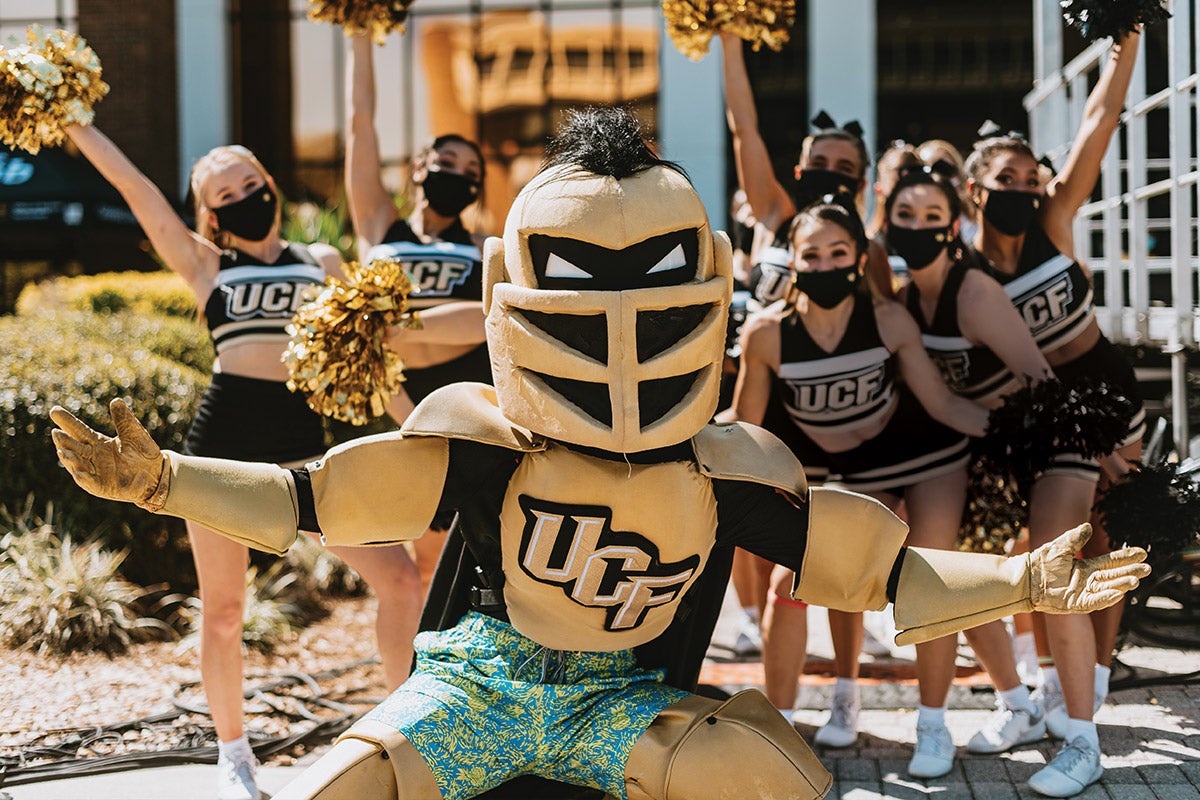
[712,478,809,573]
[291,469,319,533]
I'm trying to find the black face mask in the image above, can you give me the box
[422,169,479,218]
[792,169,860,213]
[981,189,1040,236]
[213,186,277,243]
[793,264,860,309]
[887,225,954,271]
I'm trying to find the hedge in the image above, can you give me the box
[17,270,198,319]
[0,310,209,588]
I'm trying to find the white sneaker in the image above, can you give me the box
[814,693,860,748]
[217,753,261,800]
[908,723,955,778]
[731,614,763,657]
[1028,737,1103,797]
[967,702,1046,753]
[1036,683,1102,740]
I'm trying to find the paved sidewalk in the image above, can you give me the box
[6,590,1198,800]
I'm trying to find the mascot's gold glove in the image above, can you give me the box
[51,399,170,511]
[893,523,1150,645]
[51,399,301,554]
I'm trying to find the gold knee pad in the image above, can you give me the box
[274,719,441,800]
[624,690,831,800]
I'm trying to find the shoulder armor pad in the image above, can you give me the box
[402,382,546,452]
[691,422,808,499]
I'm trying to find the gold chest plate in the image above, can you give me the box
[499,444,718,651]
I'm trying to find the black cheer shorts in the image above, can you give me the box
[183,372,325,464]
[403,343,493,405]
[826,387,970,496]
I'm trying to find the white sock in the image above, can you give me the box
[835,677,860,703]
[218,735,254,765]
[1064,718,1099,750]
[1040,666,1060,691]
[999,684,1037,714]
[1094,664,1111,704]
[743,606,760,625]
[917,704,947,729]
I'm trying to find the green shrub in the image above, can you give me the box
[282,197,356,262]
[16,270,197,319]
[283,534,367,598]
[26,308,214,375]
[0,502,176,656]
[0,311,208,589]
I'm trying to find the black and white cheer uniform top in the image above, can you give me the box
[979,223,1094,355]
[906,258,1019,405]
[748,218,794,307]
[774,293,898,441]
[366,218,483,310]
[204,244,326,356]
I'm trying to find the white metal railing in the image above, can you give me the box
[1026,0,1198,450]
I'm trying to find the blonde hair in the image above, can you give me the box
[189,145,274,247]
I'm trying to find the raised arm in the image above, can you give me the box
[1044,30,1140,230]
[718,33,793,231]
[878,301,989,437]
[958,269,1054,385]
[67,125,216,289]
[345,32,399,255]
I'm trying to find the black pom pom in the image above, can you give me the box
[979,379,1137,482]
[1061,0,1170,42]
[1095,461,1200,568]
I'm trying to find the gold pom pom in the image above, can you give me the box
[956,462,1027,555]
[284,258,424,425]
[0,26,109,154]
[662,0,795,61]
[307,0,413,44]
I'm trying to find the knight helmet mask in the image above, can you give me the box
[483,108,733,453]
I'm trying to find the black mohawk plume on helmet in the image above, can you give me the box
[543,107,688,181]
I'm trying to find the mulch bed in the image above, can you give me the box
[0,596,388,774]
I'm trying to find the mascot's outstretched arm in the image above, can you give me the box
[790,487,1150,646]
[50,399,448,555]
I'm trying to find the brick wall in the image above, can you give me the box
[79,1,180,199]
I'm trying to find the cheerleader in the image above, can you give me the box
[964,28,1145,797]
[886,165,1057,758]
[63,126,424,800]
[345,32,492,425]
[730,202,988,778]
[345,31,496,584]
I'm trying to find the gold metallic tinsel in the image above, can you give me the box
[956,460,1027,555]
[0,26,108,154]
[662,0,794,61]
[307,0,412,44]
[284,258,423,425]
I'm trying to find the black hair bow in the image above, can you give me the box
[977,120,1027,141]
[811,110,863,139]
[897,158,959,181]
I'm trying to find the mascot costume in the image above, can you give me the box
[51,108,1149,800]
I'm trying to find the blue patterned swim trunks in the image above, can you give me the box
[363,612,690,800]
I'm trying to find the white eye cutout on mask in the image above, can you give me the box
[648,243,687,274]
[545,252,592,279]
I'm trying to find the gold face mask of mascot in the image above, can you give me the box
[483,148,732,453]
[50,108,1148,800]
